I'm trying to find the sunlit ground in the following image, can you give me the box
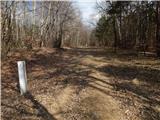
[1,48,160,120]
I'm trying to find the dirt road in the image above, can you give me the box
[1,48,160,120]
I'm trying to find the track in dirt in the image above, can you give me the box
[1,48,160,120]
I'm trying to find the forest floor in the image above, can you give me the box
[1,47,160,120]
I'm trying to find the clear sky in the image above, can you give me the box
[72,0,100,27]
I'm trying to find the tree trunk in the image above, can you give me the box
[119,3,122,45]
[40,2,44,47]
[156,2,160,57]
[113,15,118,52]
[32,0,36,43]
[54,26,63,48]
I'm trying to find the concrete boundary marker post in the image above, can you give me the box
[17,61,27,95]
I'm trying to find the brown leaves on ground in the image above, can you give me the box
[1,48,160,120]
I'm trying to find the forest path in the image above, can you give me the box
[30,48,126,120]
[2,48,160,120]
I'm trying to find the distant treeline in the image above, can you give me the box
[91,1,160,56]
[1,1,91,58]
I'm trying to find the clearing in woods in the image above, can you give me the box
[1,48,160,120]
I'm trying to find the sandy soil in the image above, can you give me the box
[1,48,160,120]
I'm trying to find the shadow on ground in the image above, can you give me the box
[24,92,57,120]
[1,48,160,120]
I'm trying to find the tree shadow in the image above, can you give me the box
[71,48,138,58]
[50,58,160,120]
[98,65,160,82]
[1,103,37,117]
[96,64,160,119]
[97,65,160,103]
[1,92,57,120]
[2,48,160,120]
